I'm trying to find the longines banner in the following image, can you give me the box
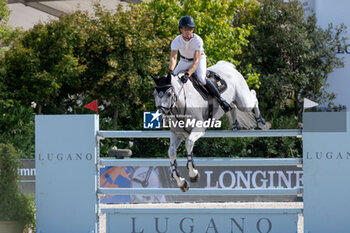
[19,159,302,202]
[100,165,303,203]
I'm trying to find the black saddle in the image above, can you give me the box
[189,70,228,101]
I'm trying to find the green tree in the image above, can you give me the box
[236,0,347,118]
[0,5,169,127]
[214,0,347,158]
[0,4,173,156]
[1,0,256,128]
[4,0,342,158]
[145,0,260,86]
[0,99,35,158]
[0,0,32,157]
[0,144,35,229]
[1,12,89,114]
[0,0,21,57]
[80,4,170,129]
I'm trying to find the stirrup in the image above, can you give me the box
[186,153,196,169]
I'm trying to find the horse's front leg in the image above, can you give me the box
[250,90,271,130]
[168,132,189,192]
[185,130,205,183]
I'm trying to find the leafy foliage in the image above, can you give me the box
[0,1,34,157]
[236,0,347,119]
[146,0,260,85]
[0,0,21,57]
[0,0,346,159]
[83,5,170,129]
[1,12,90,114]
[0,0,257,157]
[0,100,35,158]
[0,144,35,229]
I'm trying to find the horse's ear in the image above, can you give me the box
[165,73,171,84]
[151,75,158,83]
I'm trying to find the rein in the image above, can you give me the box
[173,82,187,116]
[170,82,191,134]
[156,78,190,134]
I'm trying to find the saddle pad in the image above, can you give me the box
[190,70,228,101]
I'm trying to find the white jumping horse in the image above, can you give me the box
[152,61,270,192]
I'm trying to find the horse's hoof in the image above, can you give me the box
[190,172,200,183]
[180,180,190,192]
[258,121,271,130]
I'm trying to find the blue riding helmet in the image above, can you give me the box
[178,16,195,28]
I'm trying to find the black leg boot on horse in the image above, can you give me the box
[205,79,232,112]
[170,159,189,192]
[187,153,200,183]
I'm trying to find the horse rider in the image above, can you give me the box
[168,16,232,112]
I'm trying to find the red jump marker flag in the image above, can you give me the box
[84,100,98,114]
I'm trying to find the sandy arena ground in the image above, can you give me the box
[99,202,303,233]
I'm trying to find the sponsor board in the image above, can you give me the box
[100,165,303,203]
[18,159,303,202]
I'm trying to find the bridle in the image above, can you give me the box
[155,78,186,115]
[155,76,191,134]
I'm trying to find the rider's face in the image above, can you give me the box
[180,27,194,41]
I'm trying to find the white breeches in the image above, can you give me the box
[174,56,207,85]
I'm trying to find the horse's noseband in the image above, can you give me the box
[155,85,172,97]
[155,85,177,99]
[155,85,179,113]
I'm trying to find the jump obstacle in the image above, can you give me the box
[35,112,350,233]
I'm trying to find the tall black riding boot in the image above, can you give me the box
[205,79,232,112]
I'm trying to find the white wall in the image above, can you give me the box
[8,3,57,31]
[7,1,129,31]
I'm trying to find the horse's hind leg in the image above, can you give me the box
[168,132,189,192]
[185,131,205,183]
[250,90,270,130]
[227,105,241,130]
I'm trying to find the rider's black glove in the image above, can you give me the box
[180,72,190,83]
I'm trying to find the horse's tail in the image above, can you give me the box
[235,109,257,129]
